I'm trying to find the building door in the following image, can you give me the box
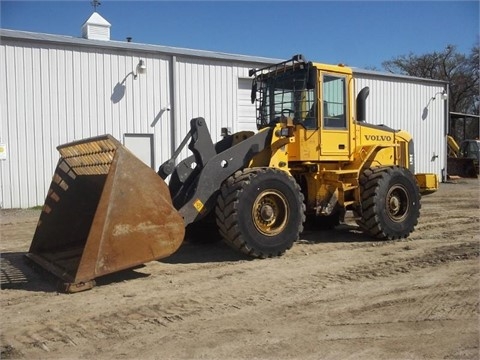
[124,133,155,169]
[237,78,257,132]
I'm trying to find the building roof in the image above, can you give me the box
[351,66,447,86]
[0,28,281,65]
[0,28,447,85]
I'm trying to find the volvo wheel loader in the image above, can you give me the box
[27,54,438,292]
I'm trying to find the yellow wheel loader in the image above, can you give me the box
[26,55,438,292]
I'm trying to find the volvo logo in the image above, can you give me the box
[364,135,392,141]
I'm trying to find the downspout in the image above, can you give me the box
[443,83,450,183]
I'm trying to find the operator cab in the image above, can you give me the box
[250,55,317,130]
[250,54,354,162]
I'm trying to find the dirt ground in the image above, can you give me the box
[1,178,479,360]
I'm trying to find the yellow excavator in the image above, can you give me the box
[26,55,438,292]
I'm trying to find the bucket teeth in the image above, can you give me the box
[58,135,118,176]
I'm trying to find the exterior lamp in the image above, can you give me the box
[134,59,146,79]
[440,90,448,100]
[422,89,448,120]
[432,89,448,101]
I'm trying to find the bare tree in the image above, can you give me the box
[382,44,479,115]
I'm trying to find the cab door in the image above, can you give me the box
[319,73,350,159]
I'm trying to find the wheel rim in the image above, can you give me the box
[386,184,410,223]
[252,190,289,236]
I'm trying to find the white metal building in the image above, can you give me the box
[354,69,448,177]
[0,15,447,208]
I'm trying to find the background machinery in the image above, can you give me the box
[27,55,438,292]
[458,139,480,175]
[447,135,479,177]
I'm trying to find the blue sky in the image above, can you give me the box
[1,1,478,69]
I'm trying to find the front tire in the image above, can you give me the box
[215,168,305,258]
[359,166,421,239]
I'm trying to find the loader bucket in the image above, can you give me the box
[26,135,185,292]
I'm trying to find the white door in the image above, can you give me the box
[124,133,154,169]
[237,78,257,132]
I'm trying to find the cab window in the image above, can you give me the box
[300,88,317,129]
[322,75,347,129]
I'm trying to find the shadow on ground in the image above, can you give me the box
[1,252,57,292]
[1,224,373,292]
[300,223,373,244]
[161,239,250,264]
[164,223,373,265]
[0,252,150,293]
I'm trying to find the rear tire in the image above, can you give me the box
[215,168,305,258]
[359,166,421,239]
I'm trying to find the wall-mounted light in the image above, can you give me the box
[431,89,448,101]
[134,59,146,79]
[422,89,448,120]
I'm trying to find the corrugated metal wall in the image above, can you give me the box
[354,74,447,178]
[173,58,251,155]
[0,36,260,208]
[1,40,174,208]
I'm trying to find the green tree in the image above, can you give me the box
[382,44,479,115]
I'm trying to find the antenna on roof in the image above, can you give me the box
[91,0,101,11]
